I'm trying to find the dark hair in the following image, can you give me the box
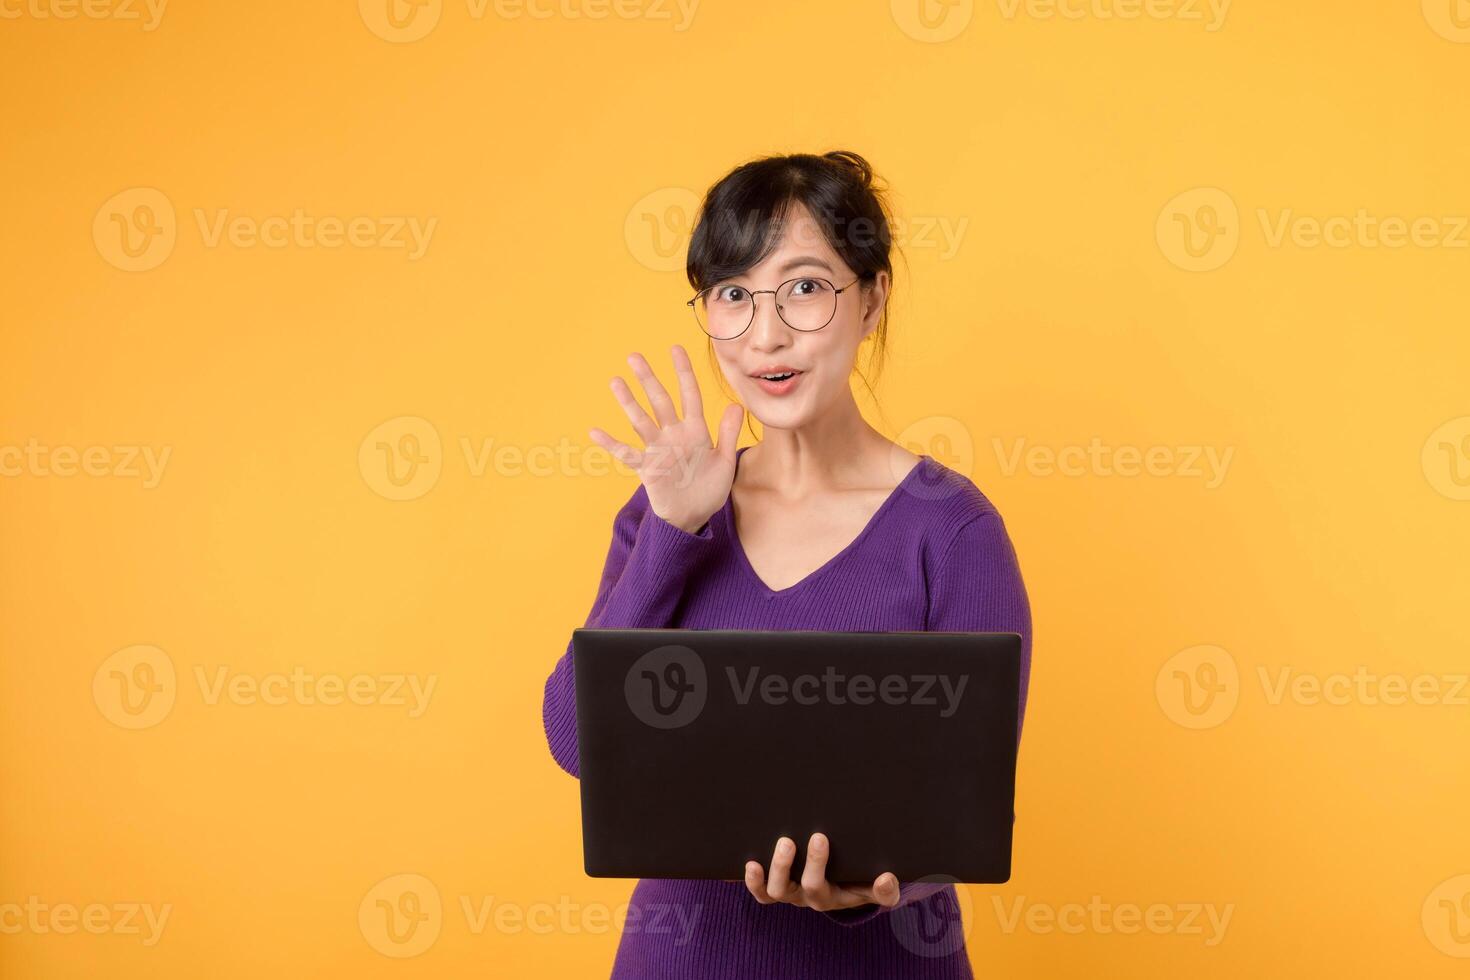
[686,151,899,428]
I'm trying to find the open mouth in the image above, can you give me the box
[750,369,805,395]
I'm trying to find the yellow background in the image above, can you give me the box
[3,0,1468,976]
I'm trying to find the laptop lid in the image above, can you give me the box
[572,628,1020,884]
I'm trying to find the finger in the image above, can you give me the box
[831,871,899,910]
[870,872,901,907]
[588,427,642,470]
[627,352,679,428]
[670,344,704,423]
[744,861,775,905]
[714,402,744,464]
[800,832,832,894]
[609,376,660,445]
[765,836,796,898]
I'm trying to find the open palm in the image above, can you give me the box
[589,345,744,534]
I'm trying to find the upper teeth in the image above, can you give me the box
[761,372,794,380]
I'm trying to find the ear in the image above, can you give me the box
[858,270,889,342]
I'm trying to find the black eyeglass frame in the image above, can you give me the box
[685,276,863,340]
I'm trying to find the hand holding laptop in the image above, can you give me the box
[742,832,900,912]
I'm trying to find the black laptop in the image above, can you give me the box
[572,628,1021,884]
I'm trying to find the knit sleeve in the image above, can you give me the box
[823,509,1033,927]
[926,509,1033,743]
[541,484,721,778]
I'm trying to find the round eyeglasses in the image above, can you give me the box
[686,276,862,341]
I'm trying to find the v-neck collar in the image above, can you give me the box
[721,445,932,598]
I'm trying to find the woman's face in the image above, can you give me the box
[707,202,889,432]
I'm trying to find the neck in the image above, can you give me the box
[740,392,894,494]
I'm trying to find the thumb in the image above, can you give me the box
[714,403,744,463]
[872,873,900,907]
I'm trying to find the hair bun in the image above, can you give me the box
[822,150,875,188]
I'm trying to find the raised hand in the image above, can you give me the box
[589,344,744,534]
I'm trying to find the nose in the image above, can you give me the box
[746,290,791,351]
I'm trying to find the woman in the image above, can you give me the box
[542,150,1033,979]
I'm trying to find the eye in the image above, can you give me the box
[711,285,748,304]
[788,278,830,297]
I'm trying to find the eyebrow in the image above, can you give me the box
[776,255,835,275]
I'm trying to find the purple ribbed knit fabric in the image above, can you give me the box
[543,446,1033,979]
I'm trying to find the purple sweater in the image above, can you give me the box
[543,446,1033,979]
